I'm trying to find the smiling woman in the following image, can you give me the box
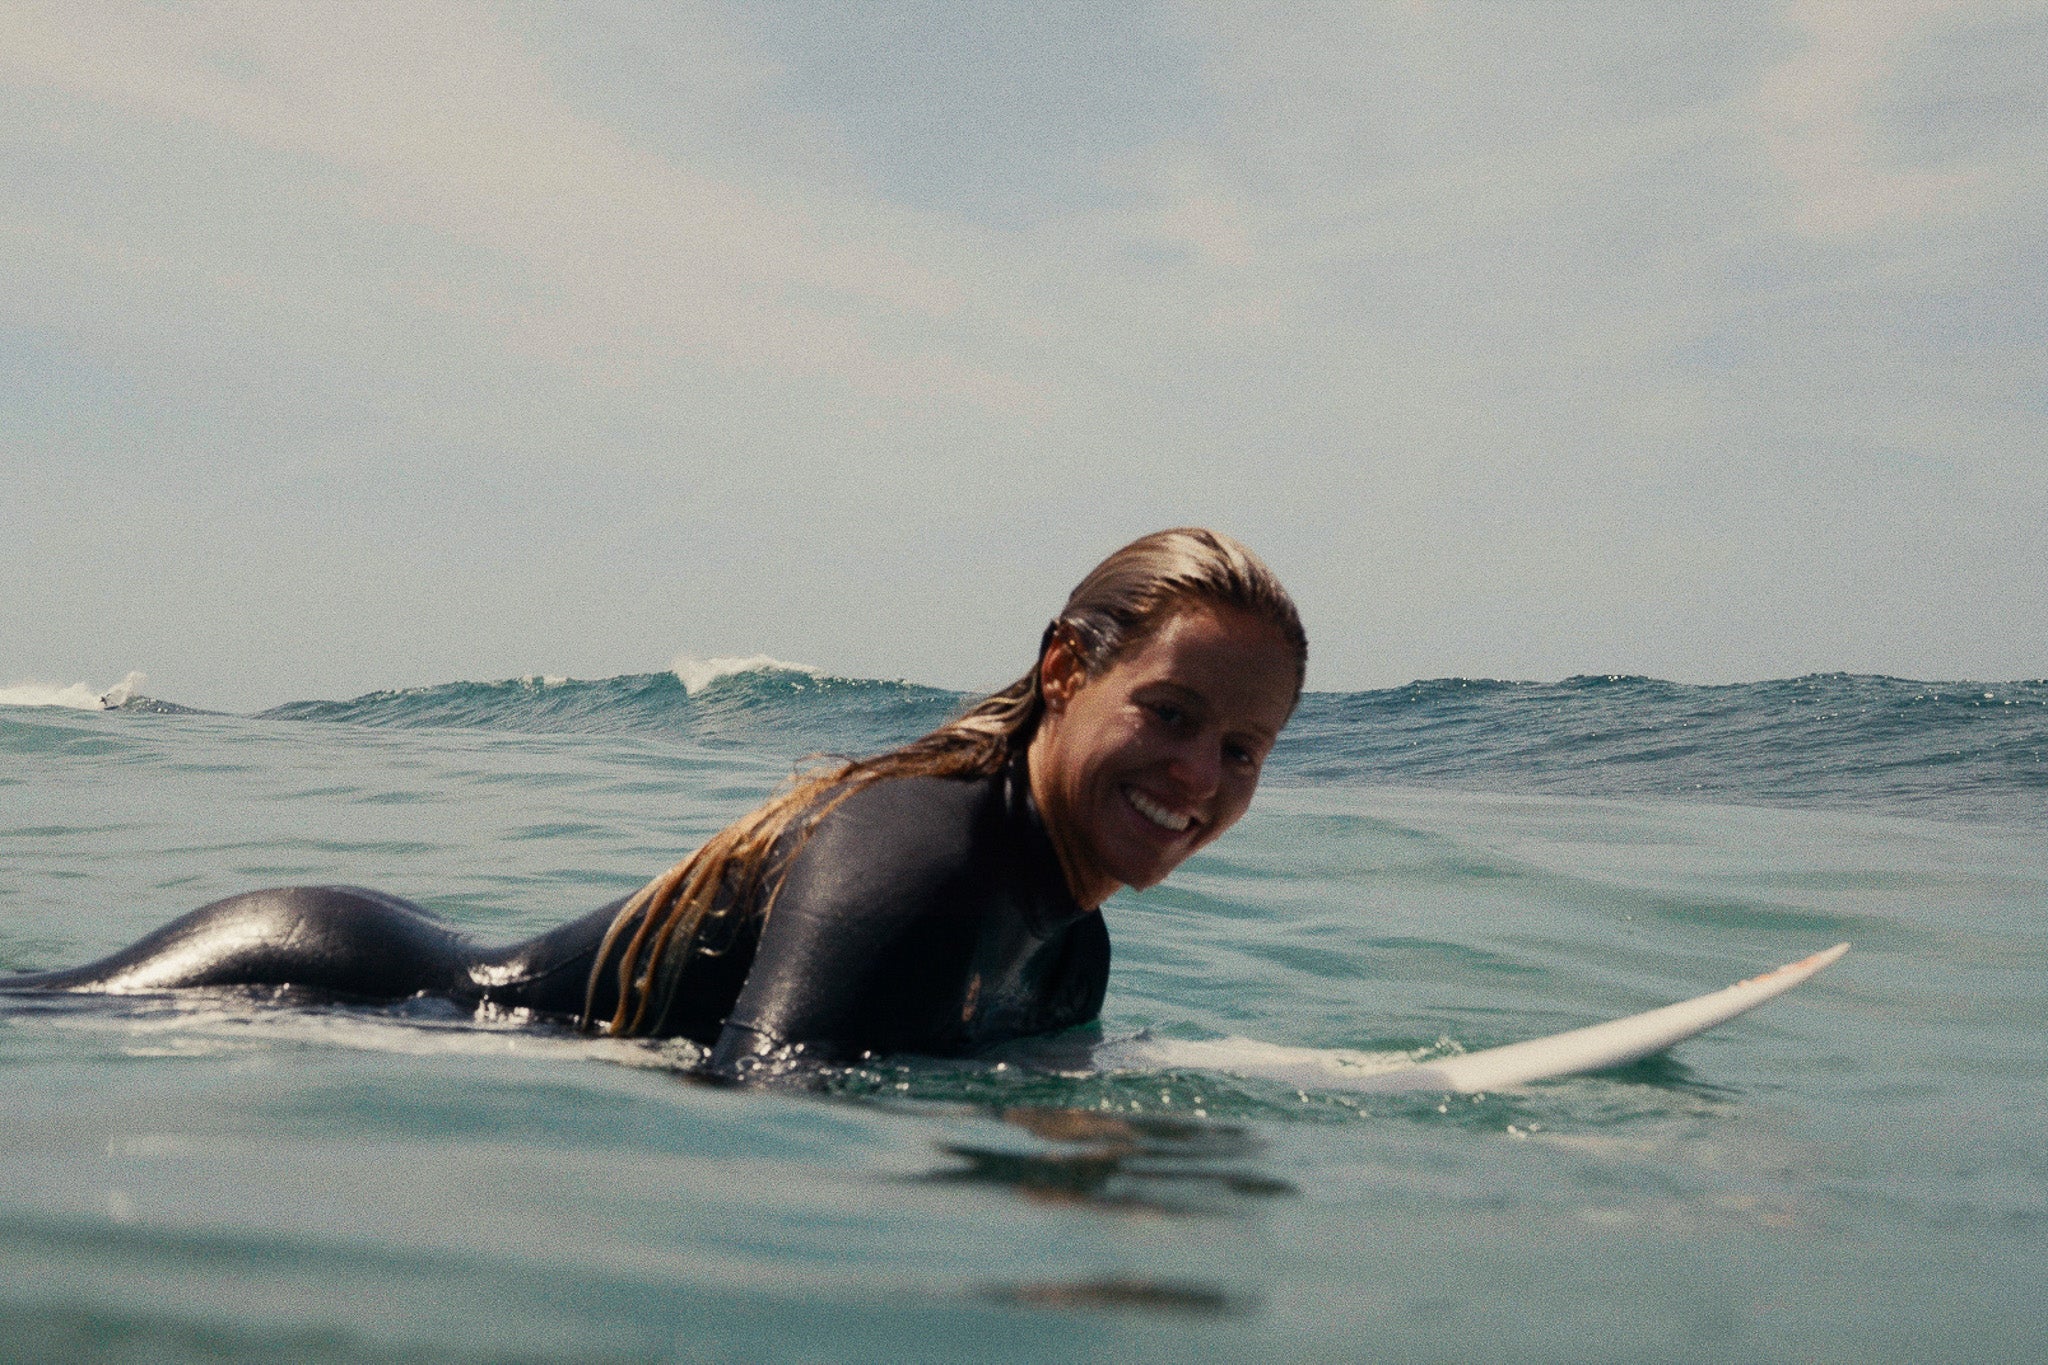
[1030,604,1300,907]
[4,530,1307,1081]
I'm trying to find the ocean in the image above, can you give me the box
[2,662,2044,1362]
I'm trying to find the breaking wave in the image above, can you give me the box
[0,670,148,711]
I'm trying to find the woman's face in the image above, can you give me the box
[1027,602,1299,908]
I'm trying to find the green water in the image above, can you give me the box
[3,703,2045,1361]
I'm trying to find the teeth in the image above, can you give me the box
[1126,787,1192,833]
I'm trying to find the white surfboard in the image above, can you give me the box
[1092,943,1849,1093]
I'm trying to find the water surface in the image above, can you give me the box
[3,668,2044,1361]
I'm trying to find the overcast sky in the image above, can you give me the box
[4,0,2044,711]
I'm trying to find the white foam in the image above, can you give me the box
[0,670,147,711]
[670,653,820,696]
[50,993,705,1072]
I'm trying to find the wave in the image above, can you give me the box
[0,670,149,711]
[670,653,820,695]
[50,662,2035,823]
[254,661,963,758]
[1279,672,2048,821]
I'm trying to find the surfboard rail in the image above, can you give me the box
[1344,942,1851,1092]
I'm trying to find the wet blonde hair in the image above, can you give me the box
[581,527,1307,1037]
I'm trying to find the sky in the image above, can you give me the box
[3,0,2045,711]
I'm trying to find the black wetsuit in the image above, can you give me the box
[3,763,1110,1077]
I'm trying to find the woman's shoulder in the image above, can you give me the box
[798,769,1006,868]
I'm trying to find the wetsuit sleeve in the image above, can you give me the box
[705,779,981,1078]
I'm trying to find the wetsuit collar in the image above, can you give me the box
[1006,751,1091,934]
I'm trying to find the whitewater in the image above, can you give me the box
[2,660,2043,1361]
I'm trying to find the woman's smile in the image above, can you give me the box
[1124,786,1194,834]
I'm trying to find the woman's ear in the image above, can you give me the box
[1038,629,1086,714]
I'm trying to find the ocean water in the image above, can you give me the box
[2,663,2044,1362]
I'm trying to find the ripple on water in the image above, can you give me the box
[1,701,2044,1359]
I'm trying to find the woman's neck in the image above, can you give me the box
[1024,731,1113,910]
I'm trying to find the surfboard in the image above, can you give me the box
[1091,943,1849,1093]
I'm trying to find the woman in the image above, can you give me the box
[6,529,1306,1080]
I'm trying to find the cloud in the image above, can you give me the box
[1753,0,1988,236]
[0,1,1019,408]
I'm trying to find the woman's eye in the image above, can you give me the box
[1147,702,1186,727]
[1224,742,1256,769]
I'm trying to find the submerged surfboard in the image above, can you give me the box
[1092,944,1850,1093]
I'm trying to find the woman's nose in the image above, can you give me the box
[1166,736,1223,799]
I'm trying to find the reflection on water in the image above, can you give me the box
[979,1276,1251,1317]
[923,1106,1295,1217]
